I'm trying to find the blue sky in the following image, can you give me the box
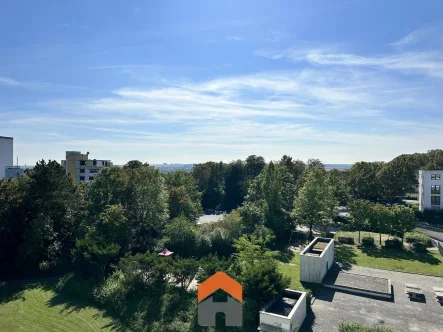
[1,0,443,165]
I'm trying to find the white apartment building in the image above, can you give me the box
[5,166,25,179]
[0,136,13,179]
[61,151,113,183]
[419,170,443,211]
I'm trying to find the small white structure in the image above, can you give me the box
[419,170,443,211]
[0,136,13,179]
[258,289,307,332]
[300,237,334,283]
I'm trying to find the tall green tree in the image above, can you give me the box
[349,199,373,243]
[191,162,225,210]
[245,155,266,180]
[376,154,419,200]
[348,162,384,200]
[232,234,289,330]
[292,168,335,239]
[18,160,86,274]
[391,205,417,242]
[370,203,392,245]
[222,160,247,210]
[86,166,168,253]
[164,171,202,221]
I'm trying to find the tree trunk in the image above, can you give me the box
[379,232,382,245]
[358,230,361,243]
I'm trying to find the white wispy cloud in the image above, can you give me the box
[391,20,443,49]
[226,36,243,41]
[0,76,21,86]
[256,48,443,79]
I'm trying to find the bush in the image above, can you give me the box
[361,237,374,247]
[339,321,396,332]
[405,232,431,246]
[320,232,334,239]
[412,242,428,253]
[93,270,129,313]
[55,273,96,300]
[384,238,402,249]
[338,236,355,245]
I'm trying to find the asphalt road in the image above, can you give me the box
[415,227,443,242]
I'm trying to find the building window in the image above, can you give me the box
[102,161,105,166]
[431,174,441,180]
[89,176,94,181]
[93,160,97,166]
[432,185,441,194]
[431,196,441,205]
[80,161,86,166]
[80,169,85,174]
[89,168,99,174]
[80,176,85,181]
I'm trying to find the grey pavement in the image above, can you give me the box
[197,214,224,224]
[303,265,443,332]
[416,227,443,242]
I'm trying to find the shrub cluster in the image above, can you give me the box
[384,238,402,249]
[338,236,355,245]
[361,237,375,247]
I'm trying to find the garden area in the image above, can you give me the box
[334,231,443,277]
[0,279,123,332]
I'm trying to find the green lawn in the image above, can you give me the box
[335,231,391,244]
[335,244,443,276]
[0,279,124,332]
[277,241,443,291]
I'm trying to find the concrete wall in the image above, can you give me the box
[0,137,13,179]
[259,290,307,332]
[431,239,443,258]
[419,170,443,211]
[300,238,334,284]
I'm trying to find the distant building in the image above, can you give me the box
[0,136,13,179]
[61,151,113,183]
[5,166,25,179]
[419,170,443,211]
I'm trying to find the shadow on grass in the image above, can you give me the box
[358,245,442,265]
[334,244,357,269]
[276,248,295,263]
[0,278,128,332]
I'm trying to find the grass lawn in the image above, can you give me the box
[0,279,124,332]
[277,252,305,290]
[335,244,443,276]
[335,231,391,244]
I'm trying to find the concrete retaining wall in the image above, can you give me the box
[431,239,443,258]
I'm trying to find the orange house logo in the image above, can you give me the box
[197,272,243,326]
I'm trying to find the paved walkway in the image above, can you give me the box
[304,266,443,332]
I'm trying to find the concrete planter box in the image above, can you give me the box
[300,237,334,283]
[258,289,307,332]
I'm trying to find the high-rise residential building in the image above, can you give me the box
[61,151,113,183]
[0,136,13,179]
[419,170,443,211]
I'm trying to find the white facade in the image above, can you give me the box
[300,237,334,284]
[61,151,113,183]
[0,136,13,179]
[419,170,443,211]
[5,166,25,179]
[258,290,307,332]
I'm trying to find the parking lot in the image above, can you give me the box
[302,265,443,332]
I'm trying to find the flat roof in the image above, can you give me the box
[301,237,334,257]
[265,295,300,316]
[0,136,13,140]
